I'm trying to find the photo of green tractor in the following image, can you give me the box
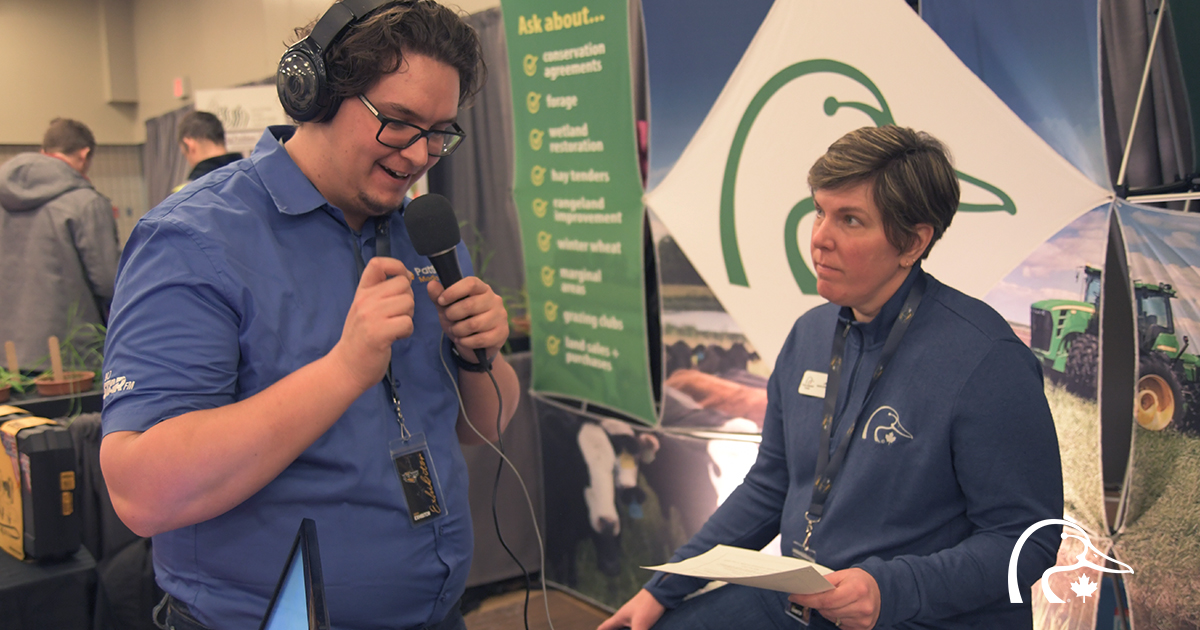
[1030,265,1200,436]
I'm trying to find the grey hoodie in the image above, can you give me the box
[0,152,119,371]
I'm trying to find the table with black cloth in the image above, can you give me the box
[2,390,102,419]
[0,546,96,630]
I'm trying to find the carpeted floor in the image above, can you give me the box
[463,587,612,630]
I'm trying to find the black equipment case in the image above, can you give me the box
[0,405,81,560]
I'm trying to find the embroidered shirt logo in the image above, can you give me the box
[102,371,136,400]
[1008,516,1134,604]
[860,406,912,444]
[412,264,438,283]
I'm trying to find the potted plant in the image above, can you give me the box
[33,336,96,396]
[503,287,531,353]
[460,221,530,353]
[0,366,32,403]
[1,341,33,403]
[32,304,106,397]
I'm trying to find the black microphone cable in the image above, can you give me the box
[406,194,552,629]
[439,335,554,630]
[486,367,533,630]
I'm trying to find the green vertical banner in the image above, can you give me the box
[501,0,658,425]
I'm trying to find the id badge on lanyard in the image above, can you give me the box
[389,431,448,527]
[382,323,450,528]
[358,215,449,527]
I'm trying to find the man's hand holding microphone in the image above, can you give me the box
[331,256,416,394]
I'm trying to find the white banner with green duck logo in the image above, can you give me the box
[501,0,658,425]
[645,0,1111,368]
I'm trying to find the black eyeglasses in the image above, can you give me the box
[357,94,466,157]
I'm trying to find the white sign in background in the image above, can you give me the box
[194,85,289,158]
[646,0,1112,368]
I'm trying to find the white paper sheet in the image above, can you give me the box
[644,545,835,595]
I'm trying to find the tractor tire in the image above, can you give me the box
[1044,365,1065,387]
[1135,354,1184,431]
[1044,334,1077,387]
[1175,379,1200,437]
[1064,334,1099,400]
[1041,338,1070,388]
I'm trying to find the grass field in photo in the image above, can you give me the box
[1121,427,1200,630]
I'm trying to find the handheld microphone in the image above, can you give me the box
[403,194,489,366]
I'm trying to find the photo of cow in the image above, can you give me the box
[539,401,762,608]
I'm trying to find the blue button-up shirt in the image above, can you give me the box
[102,126,473,629]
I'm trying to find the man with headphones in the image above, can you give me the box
[99,2,519,629]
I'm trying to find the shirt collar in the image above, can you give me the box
[251,125,328,218]
[839,263,925,345]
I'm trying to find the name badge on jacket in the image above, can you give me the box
[798,370,827,398]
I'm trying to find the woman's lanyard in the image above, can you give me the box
[350,215,411,440]
[799,273,926,556]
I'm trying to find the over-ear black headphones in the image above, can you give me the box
[276,0,397,123]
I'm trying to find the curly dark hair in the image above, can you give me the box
[293,0,486,114]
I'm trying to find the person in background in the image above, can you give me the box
[100,2,519,629]
[174,110,242,192]
[599,126,1064,630]
[0,117,119,369]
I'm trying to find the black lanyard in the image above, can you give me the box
[375,215,391,258]
[800,273,925,553]
[349,214,392,268]
[349,214,409,434]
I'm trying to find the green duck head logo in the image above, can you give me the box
[719,60,1016,294]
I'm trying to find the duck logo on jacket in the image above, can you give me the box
[860,406,913,444]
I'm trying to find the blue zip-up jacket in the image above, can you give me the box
[646,267,1063,629]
